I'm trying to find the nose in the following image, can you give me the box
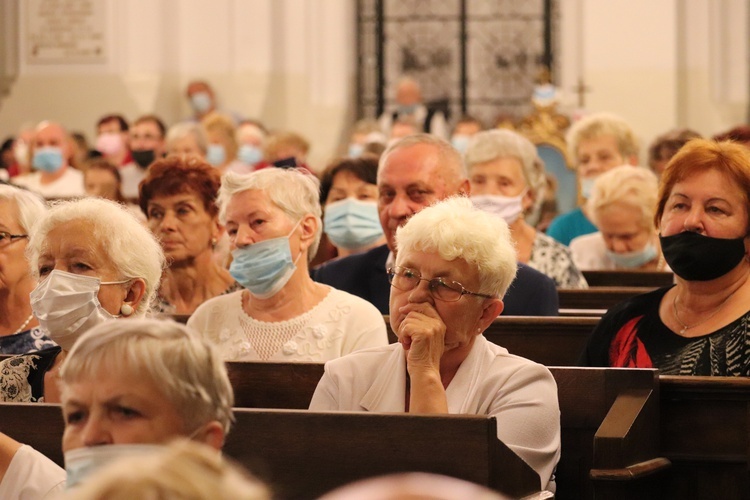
[407,277,434,304]
[234,224,256,248]
[159,210,178,232]
[387,193,417,223]
[611,238,629,253]
[683,207,706,234]
[81,415,112,447]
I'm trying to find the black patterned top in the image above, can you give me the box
[529,232,588,289]
[0,327,57,355]
[0,346,62,402]
[580,286,750,376]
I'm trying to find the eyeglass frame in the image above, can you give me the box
[387,266,494,302]
[0,231,28,248]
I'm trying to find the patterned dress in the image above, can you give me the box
[0,327,56,355]
[0,346,62,402]
[580,286,750,376]
[528,232,588,289]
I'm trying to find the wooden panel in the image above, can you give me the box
[558,287,654,311]
[581,271,673,288]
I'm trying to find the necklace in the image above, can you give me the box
[672,291,735,335]
[12,313,34,335]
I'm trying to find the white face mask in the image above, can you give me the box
[471,192,526,225]
[30,270,131,351]
[65,443,163,489]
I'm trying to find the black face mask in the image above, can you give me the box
[131,149,156,169]
[660,231,747,281]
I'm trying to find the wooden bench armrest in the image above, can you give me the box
[594,388,660,469]
[590,457,671,481]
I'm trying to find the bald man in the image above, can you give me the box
[12,121,84,199]
[378,77,448,140]
[313,134,559,316]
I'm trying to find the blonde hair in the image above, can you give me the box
[26,198,164,315]
[218,169,322,261]
[60,440,269,500]
[203,112,238,160]
[395,196,517,297]
[566,112,639,164]
[263,131,310,162]
[587,165,658,229]
[60,318,234,435]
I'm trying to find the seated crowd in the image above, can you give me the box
[1,77,749,497]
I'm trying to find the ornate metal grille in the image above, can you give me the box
[356,0,559,127]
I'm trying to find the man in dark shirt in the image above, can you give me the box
[313,134,558,316]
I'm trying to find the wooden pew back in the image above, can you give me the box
[0,404,539,499]
[385,316,598,367]
[558,286,654,313]
[581,270,673,288]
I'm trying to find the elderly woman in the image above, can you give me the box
[0,197,164,402]
[0,184,55,353]
[570,165,666,271]
[319,156,386,260]
[466,129,587,288]
[203,112,245,174]
[0,318,235,497]
[310,196,561,490]
[188,168,388,361]
[165,122,208,158]
[580,139,750,375]
[139,156,238,314]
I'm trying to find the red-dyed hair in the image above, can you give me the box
[138,155,221,217]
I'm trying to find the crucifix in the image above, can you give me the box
[573,77,591,108]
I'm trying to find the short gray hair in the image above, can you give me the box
[587,165,658,229]
[218,169,323,261]
[566,112,639,162]
[395,196,517,298]
[60,318,235,435]
[464,129,547,215]
[27,198,165,315]
[0,184,47,233]
[166,122,209,155]
[379,134,466,181]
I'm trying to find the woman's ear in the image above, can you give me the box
[123,278,147,314]
[522,189,535,213]
[476,298,504,334]
[298,214,319,252]
[193,421,225,451]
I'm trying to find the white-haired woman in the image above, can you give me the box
[465,129,587,288]
[0,197,164,403]
[310,196,561,491]
[166,122,208,159]
[570,165,666,270]
[188,168,388,361]
[0,318,236,497]
[0,184,55,353]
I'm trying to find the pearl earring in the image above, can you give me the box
[120,304,134,317]
[211,237,218,247]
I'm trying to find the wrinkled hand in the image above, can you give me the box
[397,302,446,377]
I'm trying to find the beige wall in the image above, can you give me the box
[0,0,747,170]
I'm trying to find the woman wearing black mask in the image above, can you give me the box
[580,139,750,375]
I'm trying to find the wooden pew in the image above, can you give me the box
[659,376,750,499]
[384,316,598,367]
[581,270,673,288]
[558,286,654,313]
[0,404,540,499]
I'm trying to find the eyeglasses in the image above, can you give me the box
[387,266,494,302]
[0,231,28,248]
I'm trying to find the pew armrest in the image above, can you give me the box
[590,457,672,481]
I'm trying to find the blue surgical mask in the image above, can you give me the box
[190,91,212,113]
[206,144,226,167]
[451,135,470,154]
[238,144,262,166]
[580,176,597,199]
[347,143,364,158]
[32,147,64,173]
[65,444,163,489]
[229,220,303,299]
[324,199,383,250]
[606,241,658,269]
[397,104,418,116]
